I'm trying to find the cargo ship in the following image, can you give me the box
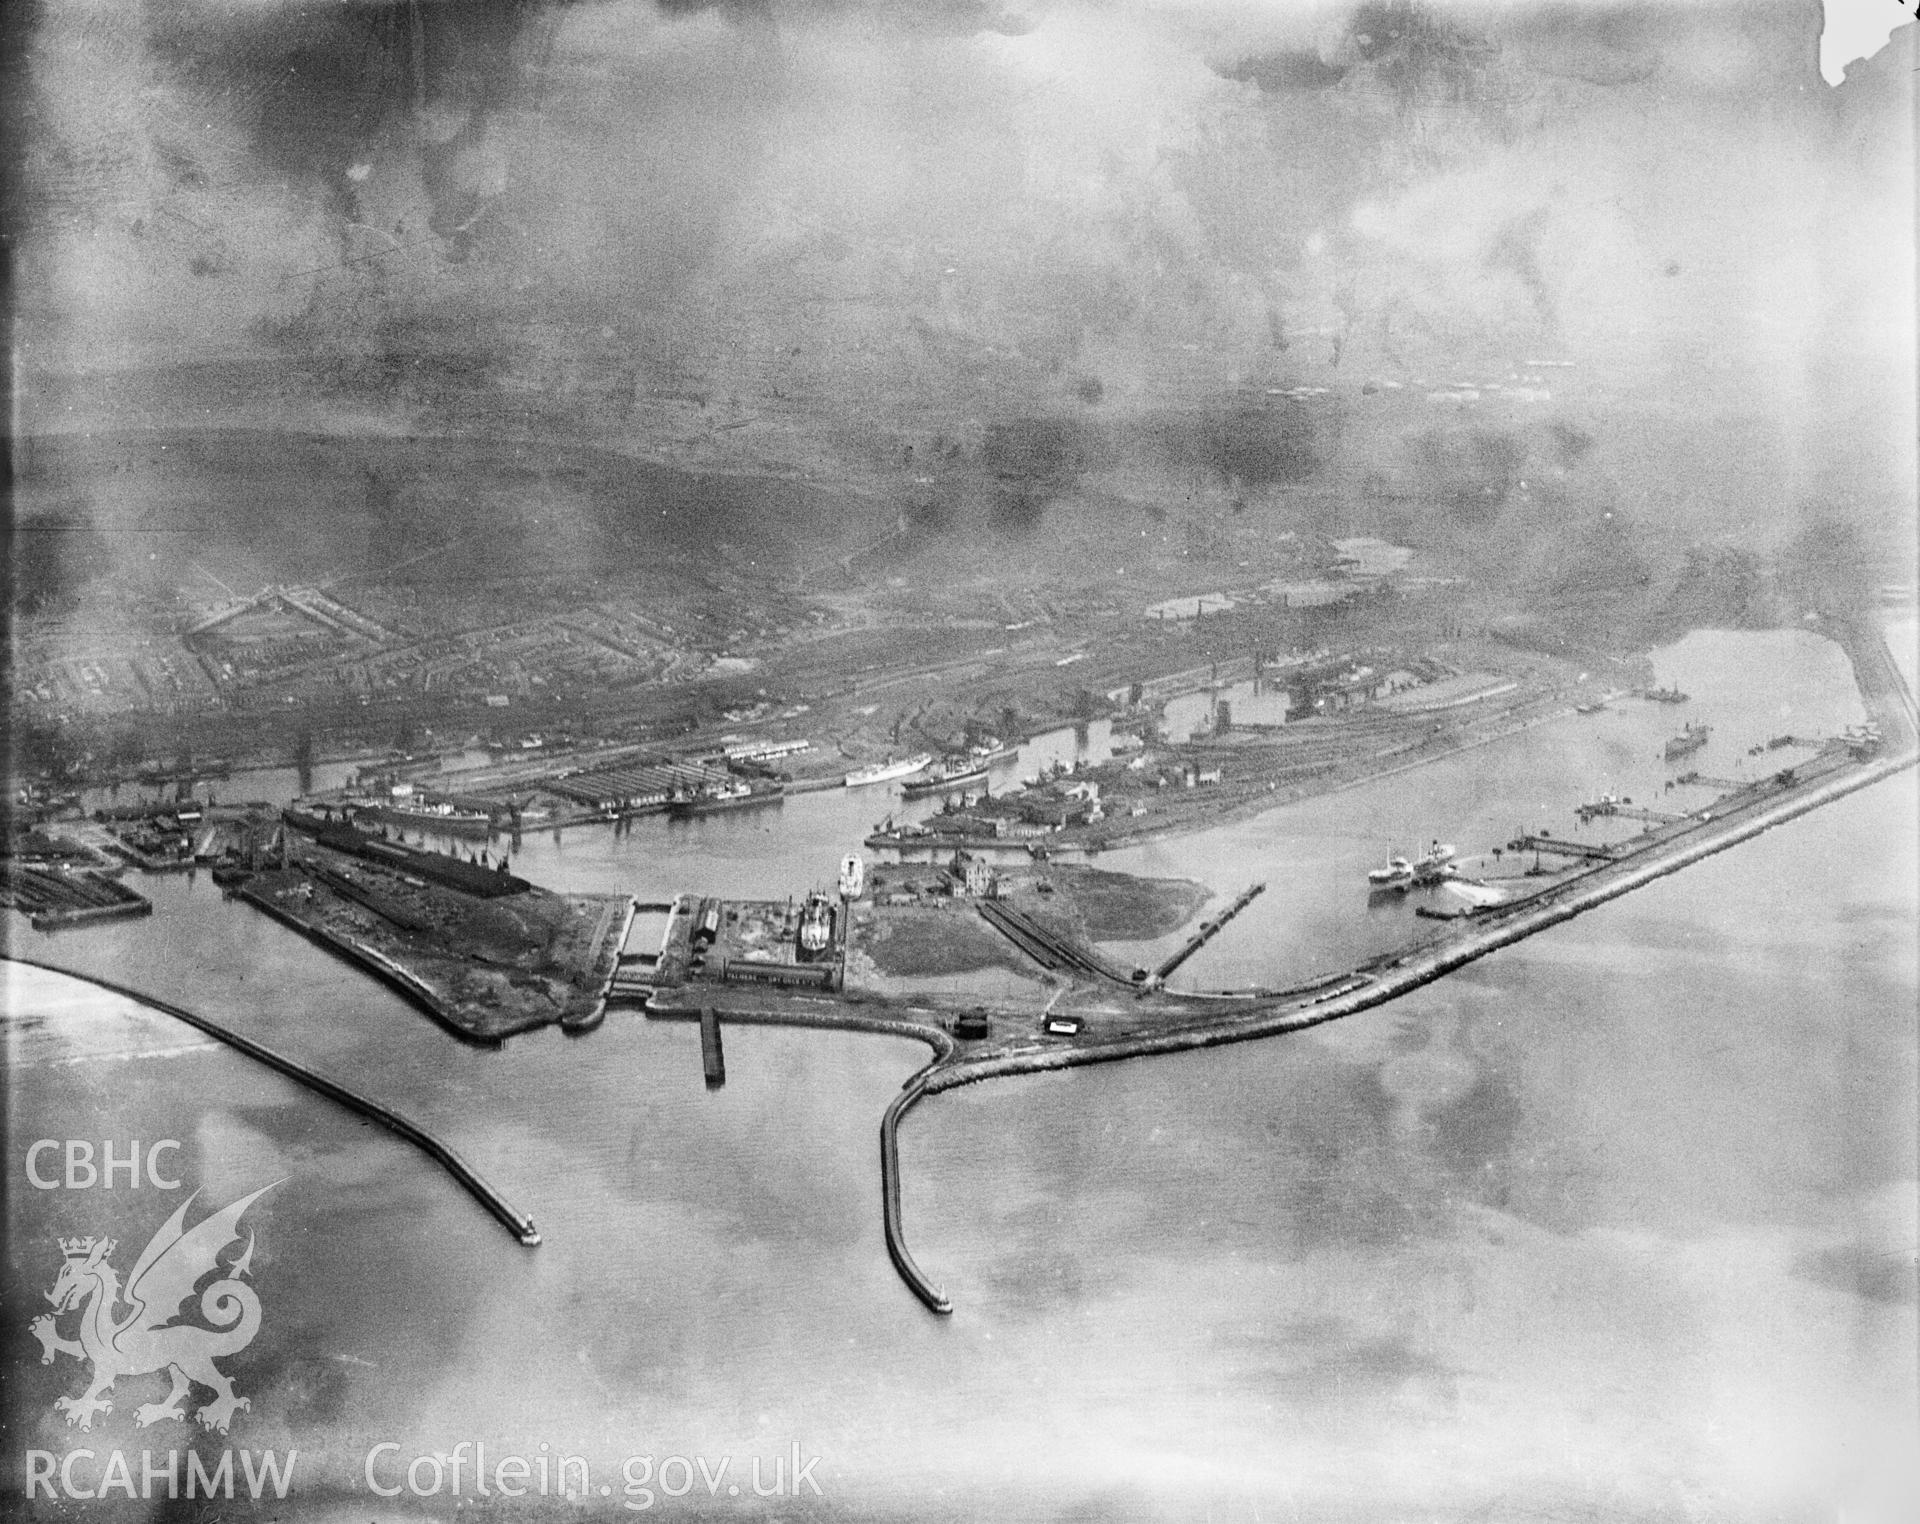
[1644,686,1690,704]
[844,753,933,788]
[1663,722,1710,762]
[899,758,990,798]
[354,795,494,837]
[665,782,785,817]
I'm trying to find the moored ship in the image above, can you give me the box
[899,758,990,797]
[838,854,865,900]
[1663,721,1710,761]
[845,753,933,788]
[1367,840,1457,894]
[796,889,836,959]
[355,794,494,837]
[1367,856,1415,892]
[665,782,785,817]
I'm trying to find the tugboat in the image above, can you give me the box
[838,854,865,900]
[1663,721,1711,762]
[209,860,254,890]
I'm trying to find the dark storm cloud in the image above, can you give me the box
[1215,49,1350,93]
[1482,207,1557,330]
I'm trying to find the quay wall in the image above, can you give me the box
[235,884,513,1046]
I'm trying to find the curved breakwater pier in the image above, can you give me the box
[643,993,957,1313]
[881,1073,952,1315]
[5,957,544,1247]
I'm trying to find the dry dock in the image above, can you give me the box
[1,866,153,931]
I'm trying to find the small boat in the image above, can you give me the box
[838,854,865,900]
[900,758,990,798]
[845,754,933,788]
[1575,699,1608,715]
[1663,722,1710,761]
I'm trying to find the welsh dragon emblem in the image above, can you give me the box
[29,1183,278,1433]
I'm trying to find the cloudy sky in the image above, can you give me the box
[11,1,1914,546]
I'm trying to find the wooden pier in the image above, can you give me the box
[1512,834,1619,861]
[1672,772,1746,792]
[1152,882,1266,984]
[700,1005,725,1088]
[1575,800,1686,826]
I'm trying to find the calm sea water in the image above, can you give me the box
[5,631,1914,1521]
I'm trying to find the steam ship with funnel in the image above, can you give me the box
[1366,841,1457,894]
[845,754,932,788]
[900,757,990,797]
[665,781,784,817]
[354,784,492,837]
[1663,721,1711,762]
